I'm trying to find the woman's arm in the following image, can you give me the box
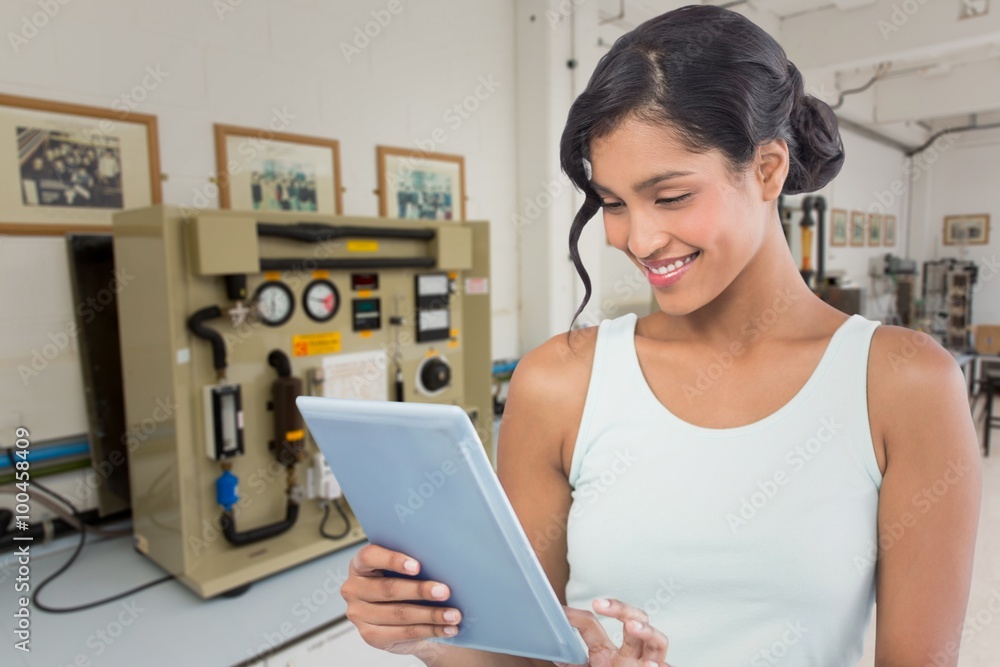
[496,334,584,606]
[869,327,982,666]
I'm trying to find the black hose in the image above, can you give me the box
[814,196,827,286]
[268,349,291,379]
[221,501,299,547]
[187,306,227,372]
[257,222,434,243]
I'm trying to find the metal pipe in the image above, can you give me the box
[598,0,625,25]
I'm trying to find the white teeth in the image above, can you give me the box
[648,252,698,275]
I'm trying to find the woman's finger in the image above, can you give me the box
[350,543,421,577]
[352,599,462,627]
[592,598,649,659]
[353,575,451,604]
[563,605,616,656]
[632,619,669,663]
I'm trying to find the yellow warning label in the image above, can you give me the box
[264,271,282,281]
[286,429,305,441]
[347,240,379,252]
[447,340,460,348]
[359,330,373,339]
[450,328,459,337]
[291,332,341,357]
[312,270,329,279]
[358,289,372,297]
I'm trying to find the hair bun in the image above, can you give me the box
[784,90,845,195]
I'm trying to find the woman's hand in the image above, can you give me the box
[339,543,463,657]
[557,598,672,667]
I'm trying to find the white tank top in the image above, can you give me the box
[564,311,882,667]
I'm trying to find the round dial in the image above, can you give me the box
[254,282,294,326]
[415,355,451,396]
[303,279,340,322]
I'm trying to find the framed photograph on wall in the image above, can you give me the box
[867,213,882,246]
[850,211,866,247]
[943,214,990,245]
[883,214,897,246]
[377,146,465,221]
[0,93,161,235]
[214,124,343,214]
[830,208,847,247]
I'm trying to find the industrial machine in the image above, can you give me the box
[111,204,492,598]
[868,252,918,325]
[922,258,978,349]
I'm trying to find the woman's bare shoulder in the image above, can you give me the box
[867,323,968,470]
[506,325,601,474]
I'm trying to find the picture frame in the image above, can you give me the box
[829,208,848,247]
[214,124,343,214]
[377,145,466,221]
[0,93,161,236]
[943,214,990,246]
[867,213,882,246]
[850,211,866,247]
[883,214,897,246]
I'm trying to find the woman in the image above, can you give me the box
[338,6,982,666]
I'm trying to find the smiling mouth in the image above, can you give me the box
[642,251,700,275]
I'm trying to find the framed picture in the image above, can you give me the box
[830,208,847,247]
[214,124,343,214]
[943,214,990,245]
[867,213,882,246]
[883,214,897,246]
[850,211,866,247]
[377,146,465,221]
[0,93,161,235]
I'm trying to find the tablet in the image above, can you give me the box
[296,396,589,665]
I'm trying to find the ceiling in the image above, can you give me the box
[595,0,1000,150]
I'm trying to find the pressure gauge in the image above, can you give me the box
[253,282,294,326]
[303,279,340,322]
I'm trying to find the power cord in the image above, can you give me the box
[5,449,174,613]
[319,498,351,540]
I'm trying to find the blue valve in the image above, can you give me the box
[216,470,239,511]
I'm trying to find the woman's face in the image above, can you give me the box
[589,116,782,316]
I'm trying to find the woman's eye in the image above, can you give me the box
[656,193,693,205]
[600,201,624,211]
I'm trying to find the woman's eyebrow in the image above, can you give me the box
[590,170,695,195]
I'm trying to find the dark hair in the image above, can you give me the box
[560,4,844,335]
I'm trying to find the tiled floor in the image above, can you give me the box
[858,400,1000,666]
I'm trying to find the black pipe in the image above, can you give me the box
[257,222,435,243]
[260,257,436,272]
[220,502,299,547]
[187,306,227,372]
[813,196,827,286]
[267,350,292,379]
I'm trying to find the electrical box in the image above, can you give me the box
[112,205,492,598]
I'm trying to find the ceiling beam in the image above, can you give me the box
[875,58,1000,123]
[781,0,1000,73]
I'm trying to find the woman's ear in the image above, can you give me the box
[755,139,789,202]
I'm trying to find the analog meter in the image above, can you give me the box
[254,282,294,326]
[303,280,340,322]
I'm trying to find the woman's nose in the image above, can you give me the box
[627,208,673,262]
